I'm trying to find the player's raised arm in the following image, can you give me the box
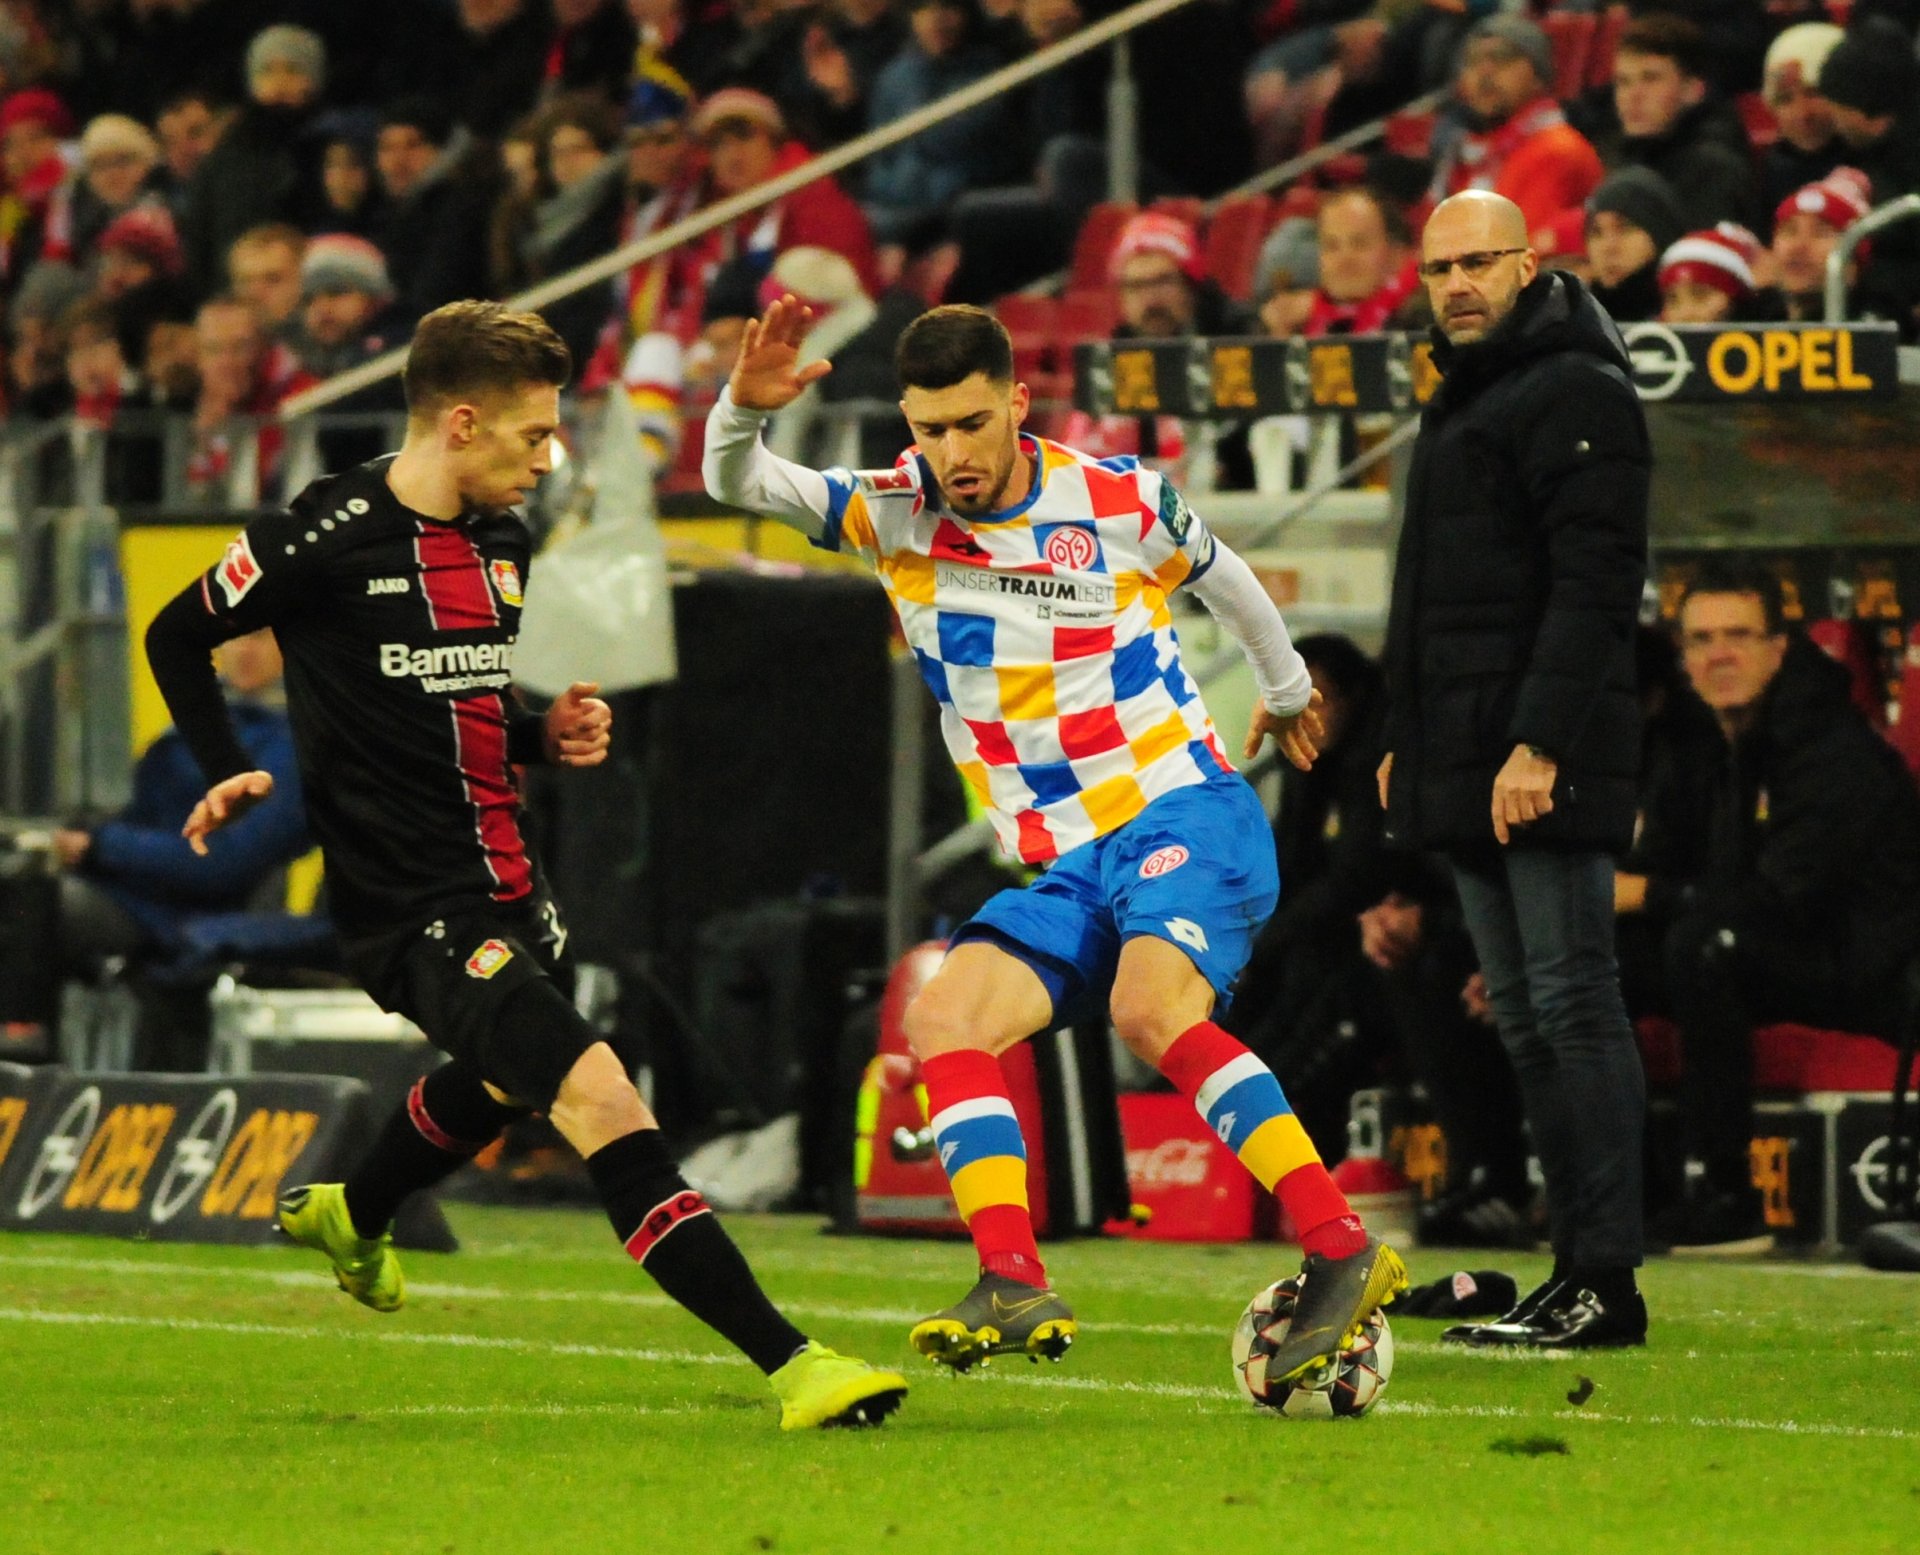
[702,294,840,537]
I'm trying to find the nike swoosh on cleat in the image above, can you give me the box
[990,1291,1057,1321]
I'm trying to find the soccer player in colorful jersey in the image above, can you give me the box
[706,300,1409,1386]
[143,301,906,1431]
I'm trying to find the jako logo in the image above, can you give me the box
[367,576,410,595]
[1139,845,1189,878]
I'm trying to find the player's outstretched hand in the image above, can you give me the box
[728,294,834,412]
[182,770,275,856]
[545,681,612,767]
[1244,687,1325,772]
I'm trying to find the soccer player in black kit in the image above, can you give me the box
[144,301,907,1430]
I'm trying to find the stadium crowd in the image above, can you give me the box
[4,0,1920,1250]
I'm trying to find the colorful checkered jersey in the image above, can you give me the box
[815,437,1232,865]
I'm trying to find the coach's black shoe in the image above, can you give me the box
[1440,1272,1565,1345]
[1515,1285,1648,1350]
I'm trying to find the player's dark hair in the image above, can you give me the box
[1679,559,1788,636]
[1618,14,1708,82]
[1321,184,1412,249]
[895,304,1014,391]
[403,301,571,417]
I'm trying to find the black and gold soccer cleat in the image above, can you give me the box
[1263,1234,1408,1389]
[909,1272,1077,1373]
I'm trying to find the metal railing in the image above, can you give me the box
[1827,194,1920,324]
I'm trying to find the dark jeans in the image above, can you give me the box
[1451,849,1646,1269]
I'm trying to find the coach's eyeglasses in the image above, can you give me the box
[1418,248,1526,281]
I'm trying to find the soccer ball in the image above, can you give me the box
[1230,1275,1393,1418]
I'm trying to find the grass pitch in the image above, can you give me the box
[4,1206,1917,1555]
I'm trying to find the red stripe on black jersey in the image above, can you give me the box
[414,521,499,629]
[451,695,532,901]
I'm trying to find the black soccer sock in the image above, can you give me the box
[343,1064,526,1238]
[586,1128,808,1375]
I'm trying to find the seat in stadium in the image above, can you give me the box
[1638,1016,1901,1092]
[1202,194,1273,301]
[1807,617,1885,727]
[1587,5,1628,93]
[1068,201,1138,294]
[1544,11,1598,102]
[1148,196,1205,233]
[991,294,1062,394]
[1056,290,1118,342]
[1384,110,1436,159]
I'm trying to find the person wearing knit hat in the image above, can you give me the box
[1431,18,1604,237]
[689,87,786,145]
[1585,167,1687,323]
[246,24,326,109]
[296,233,403,380]
[1108,211,1207,338]
[1759,23,1847,220]
[1657,223,1762,324]
[98,206,187,295]
[1765,167,1875,320]
[0,89,74,266]
[625,55,694,202]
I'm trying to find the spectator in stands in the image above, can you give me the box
[1627,563,1920,1253]
[1757,167,1878,323]
[6,258,83,417]
[862,0,1014,248]
[44,115,168,272]
[227,224,307,346]
[1585,167,1687,325]
[785,0,910,151]
[185,294,315,503]
[95,208,188,305]
[51,628,311,1068]
[1757,23,1846,222]
[1595,14,1759,233]
[296,234,403,380]
[155,90,229,217]
[522,94,629,365]
[141,309,201,411]
[689,87,878,297]
[1816,15,1920,334]
[547,0,642,106]
[0,88,74,288]
[1057,211,1253,489]
[1429,17,1604,237]
[375,97,496,326]
[1260,186,1423,338]
[310,110,386,241]
[449,0,553,138]
[1657,222,1762,324]
[179,26,327,301]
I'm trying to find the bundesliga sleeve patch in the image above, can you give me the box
[1157,480,1194,544]
[464,939,514,979]
[855,468,914,496]
[215,534,263,608]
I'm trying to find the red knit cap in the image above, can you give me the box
[1658,223,1762,302]
[1774,166,1872,236]
[0,88,74,139]
[1108,212,1205,284]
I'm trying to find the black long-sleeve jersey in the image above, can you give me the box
[146,457,548,938]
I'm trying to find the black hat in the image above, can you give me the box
[1819,17,1920,119]
[1585,167,1688,257]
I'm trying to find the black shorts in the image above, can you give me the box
[343,892,594,1106]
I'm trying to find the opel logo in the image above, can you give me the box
[1283,337,1312,411]
[1385,334,1413,410]
[1621,323,1693,400]
[19,1087,101,1219]
[1186,338,1214,414]
[1083,341,1115,415]
[151,1089,239,1224]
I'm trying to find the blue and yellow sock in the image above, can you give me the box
[922,1049,1047,1288]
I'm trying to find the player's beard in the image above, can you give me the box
[945,439,1020,517]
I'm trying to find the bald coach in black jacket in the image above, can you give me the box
[1381,191,1652,1350]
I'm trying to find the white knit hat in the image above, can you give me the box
[1658,223,1761,303]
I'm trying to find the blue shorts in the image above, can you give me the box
[955,772,1280,1025]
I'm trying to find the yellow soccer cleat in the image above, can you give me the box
[769,1342,908,1430]
[277,1182,406,1313]
[909,1272,1077,1373]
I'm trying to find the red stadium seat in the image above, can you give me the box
[1148,196,1205,233]
[1638,1017,1900,1093]
[992,293,1060,394]
[1544,12,1598,102]
[1274,182,1323,224]
[1587,5,1628,93]
[1202,194,1274,301]
[1068,201,1138,294]
[1889,624,1920,778]
[1384,110,1436,158]
[1056,290,1118,342]
[1807,617,1886,727]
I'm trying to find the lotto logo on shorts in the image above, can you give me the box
[1139,844,1190,879]
[464,939,513,979]
[215,535,262,607]
[489,559,524,607]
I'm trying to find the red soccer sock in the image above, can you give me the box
[921,1049,1047,1288]
[1158,1021,1367,1259]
